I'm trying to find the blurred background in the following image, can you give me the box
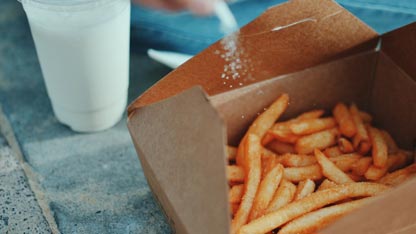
[0,0,415,233]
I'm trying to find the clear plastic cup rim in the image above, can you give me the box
[18,0,126,12]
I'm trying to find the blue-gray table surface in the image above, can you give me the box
[1,0,415,233]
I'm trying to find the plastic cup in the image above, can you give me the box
[19,0,131,132]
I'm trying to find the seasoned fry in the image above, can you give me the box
[238,183,388,234]
[333,103,357,137]
[368,127,388,168]
[330,154,361,172]
[284,164,323,182]
[289,117,336,135]
[236,94,289,164]
[317,179,336,191]
[351,157,373,176]
[295,128,339,154]
[378,163,416,186]
[227,165,245,183]
[278,198,371,234]
[261,154,278,178]
[267,127,299,144]
[249,164,284,221]
[266,180,296,214]
[338,138,354,153]
[294,179,315,200]
[266,140,295,154]
[365,153,409,180]
[324,146,343,158]
[357,141,371,155]
[315,149,354,184]
[358,111,372,123]
[231,134,262,234]
[227,146,238,161]
[229,184,245,203]
[231,203,240,216]
[380,130,399,154]
[296,109,325,120]
[281,154,317,167]
[349,104,369,148]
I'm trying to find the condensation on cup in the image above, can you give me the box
[19,0,131,132]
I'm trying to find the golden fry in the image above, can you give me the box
[324,146,343,158]
[284,164,323,182]
[281,154,317,167]
[278,198,371,234]
[231,134,262,234]
[266,180,296,214]
[229,184,245,203]
[227,165,245,183]
[249,164,284,221]
[380,130,399,154]
[338,137,354,153]
[317,179,336,191]
[349,104,369,148]
[351,157,373,176]
[368,127,388,168]
[365,152,409,181]
[295,128,338,154]
[289,117,336,135]
[236,94,289,164]
[294,179,315,200]
[329,154,361,172]
[238,183,388,234]
[333,103,357,137]
[378,163,416,186]
[315,149,354,184]
[266,140,295,154]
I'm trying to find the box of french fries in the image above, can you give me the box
[127,0,416,233]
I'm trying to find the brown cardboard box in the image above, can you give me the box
[127,0,416,233]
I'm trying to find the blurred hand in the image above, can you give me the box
[133,0,215,15]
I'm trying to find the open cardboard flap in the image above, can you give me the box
[127,0,416,233]
[128,0,378,114]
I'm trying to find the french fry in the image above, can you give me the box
[347,172,365,182]
[324,146,343,158]
[267,127,299,144]
[237,94,289,165]
[317,179,336,191]
[358,111,372,123]
[296,109,325,120]
[338,138,354,153]
[294,179,315,200]
[261,154,278,178]
[365,152,409,180]
[329,154,361,172]
[333,103,357,138]
[238,183,388,234]
[351,157,373,176]
[227,146,238,161]
[315,149,354,184]
[266,140,295,154]
[378,163,416,186]
[278,198,371,234]
[289,117,336,135]
[349,104,369,148]
[284,164,323,182]
[380,130,399,154]
[295,128,339,154]
[281,154,317,167]
[231,134,262,234]
[249,164,284,221]
[368,127,388,168]
[266,180,296,214]
[357,141,372,155]
[231,203,240,216]
[229,184,245,203]
[227,165,245,183]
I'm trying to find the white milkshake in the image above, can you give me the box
[20,0,131,132]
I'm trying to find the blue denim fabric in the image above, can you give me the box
[131,0,416,54]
